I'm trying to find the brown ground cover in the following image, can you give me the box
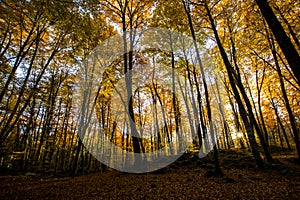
[0,149,299,199]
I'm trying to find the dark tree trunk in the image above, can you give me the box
[182,0,223,175]
[271,47,300,159]
[255,0,300,85]
[204,2,265,170]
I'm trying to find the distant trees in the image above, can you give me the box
[181,0,223,175]
[0,0,299,175]
[0,0,113,175]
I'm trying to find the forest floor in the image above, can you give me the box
[0,148,299,199]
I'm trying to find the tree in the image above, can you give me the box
[202,0,265,169]
[255,0,300,85]
[181,0,223,175]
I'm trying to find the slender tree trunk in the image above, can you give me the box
[255,66,269,147]
[215,80,232,149]
[269,95,292,150]
[271,47,300,159]
[227,28,273,162]
[204,2,265,170]
[120,13,141,164]
[169,31,181,152]
[182,0,222,175]
[181,43,200,146]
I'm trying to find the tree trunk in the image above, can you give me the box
[204,2,265,170]
[182,0,223,175]
[271,47,300,159]
[255,0,300,85]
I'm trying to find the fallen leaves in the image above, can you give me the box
[0,167,299,199]
[1,149,299,199]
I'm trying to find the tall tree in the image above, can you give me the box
[255,0,300,85]
[181,0,223,175]
[203,0,265,169]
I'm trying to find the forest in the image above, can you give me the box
[0,0,299,199]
